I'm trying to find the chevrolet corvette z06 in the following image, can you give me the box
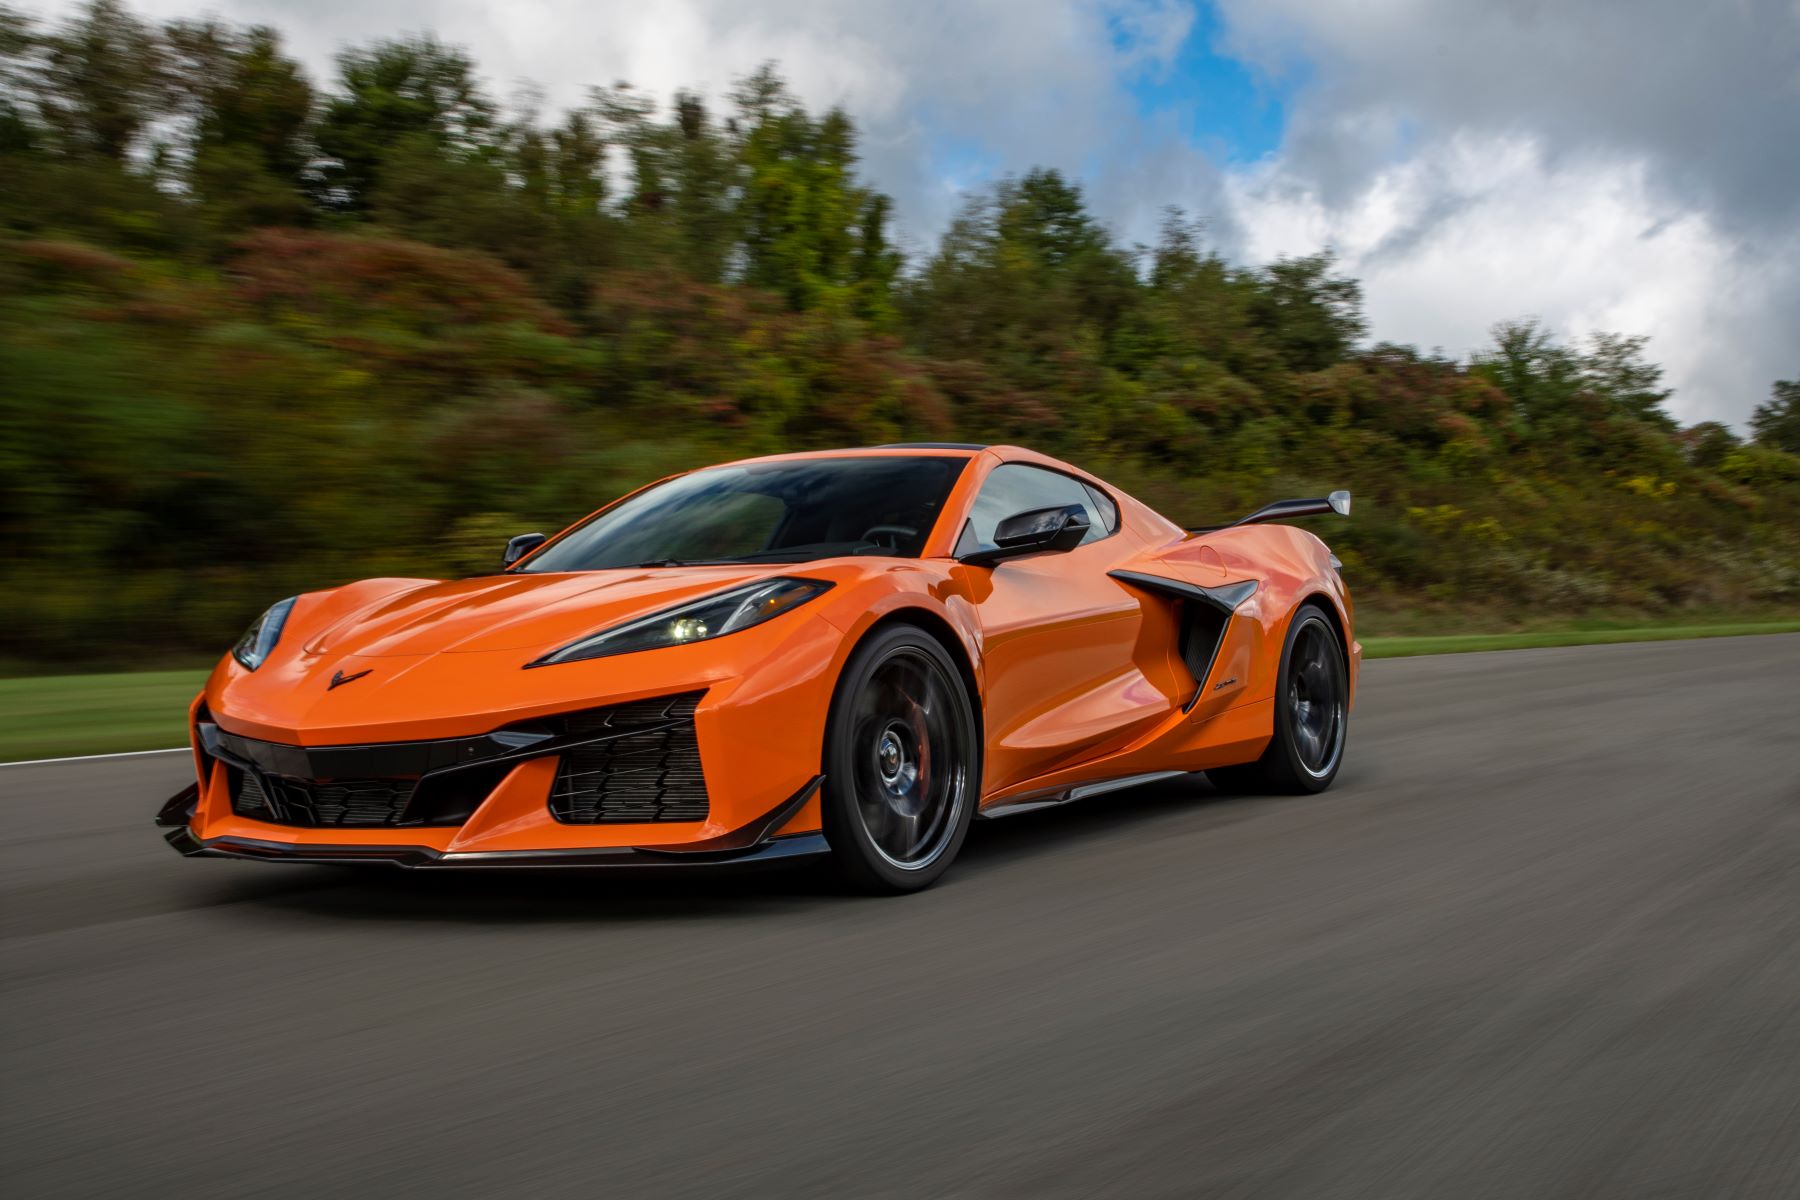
[157,444,1357,892]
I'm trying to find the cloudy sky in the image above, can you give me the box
[32,0,1800,426]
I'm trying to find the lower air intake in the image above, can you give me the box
[1180,602,1230,690]
[550,692,709,824]
[233,770,416,827]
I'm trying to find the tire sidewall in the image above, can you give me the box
[821,625,979,892]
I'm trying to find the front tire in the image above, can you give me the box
[1207,602,1348,795]
[821,625,979,893]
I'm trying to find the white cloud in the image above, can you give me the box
[1224,135,1793,424]
[1209,0,1800,426]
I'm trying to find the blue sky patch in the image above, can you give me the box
[1122,3,1299,165]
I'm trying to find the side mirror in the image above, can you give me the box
[502,532,547,569]
[960,504,1090,567]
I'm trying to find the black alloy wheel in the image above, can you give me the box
[1207,602,1348,795]
[822,625,979,892]
[1286,615,1347,780]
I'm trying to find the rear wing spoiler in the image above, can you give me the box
[1188,490,1350,534]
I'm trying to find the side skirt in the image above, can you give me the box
[978,770,1189,820]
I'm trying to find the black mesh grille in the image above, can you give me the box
[234,769,277,821]
[550,692,709,824]
[232,769,417,828]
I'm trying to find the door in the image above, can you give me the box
[953,463,1171,793]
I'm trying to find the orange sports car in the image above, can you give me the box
[156,445,1357,892]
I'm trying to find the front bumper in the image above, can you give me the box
[165,626,843,861]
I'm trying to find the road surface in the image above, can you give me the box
[4,635,1798,1197]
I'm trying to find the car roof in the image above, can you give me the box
[703,443,1111,478]
[706,445,982,468]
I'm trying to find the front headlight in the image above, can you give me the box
[231,597,297,671]
[529,577,833,667]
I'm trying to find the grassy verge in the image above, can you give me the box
[3,621,1798,763]
[0,669,208,763]
[1362,621,1800,659]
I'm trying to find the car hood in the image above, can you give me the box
[300,567,784,658]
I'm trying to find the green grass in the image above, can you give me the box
[0,669,208,763]
[3,621,1799,763]
[1362,621,1800,659]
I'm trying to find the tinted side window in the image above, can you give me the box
[1083,483,1120,533]
[955,464,1109,556]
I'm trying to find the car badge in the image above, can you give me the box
[328,668,373,690]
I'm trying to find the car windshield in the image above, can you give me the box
[517,455,971,572]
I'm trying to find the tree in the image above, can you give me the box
[1472,319,1585,433]
[1750,379,1800,454]
[33,0,169,160]
[163,21,313,228]
[0,3,195,251]
[730,64,896,317]
[512,107,613,308]
[1681,421,1740,469]
[663,91,739,281]
[1248,252,1366,373]
[314,37,495,211]
[598,84,738,281]
[0,5,39,153]
[1132,208,1264,380]
[848,190,901,323]
[540,110,608,220]
[1582,331,1674,428]
[367,131,544,265]
[998,167,1109,268]
[902,167,1141,389]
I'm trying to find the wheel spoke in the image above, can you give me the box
[1294,715,1323,765]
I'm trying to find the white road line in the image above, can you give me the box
[0,747,189,768]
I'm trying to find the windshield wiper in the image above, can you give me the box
[605,550,831,569]
[615,558,800,568]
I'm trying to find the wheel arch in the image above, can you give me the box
[1292,589,1357,714]
[857,606,984,742]
[1296,591,1350,664]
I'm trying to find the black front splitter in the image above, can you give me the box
[161,826,830,870]
[158,775,828,870]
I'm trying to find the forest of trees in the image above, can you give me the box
[1,1,1796,664]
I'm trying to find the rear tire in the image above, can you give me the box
[1206,603,1347,795]
[821,625,979,893]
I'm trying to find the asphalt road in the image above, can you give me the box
[4,635,1798,1198]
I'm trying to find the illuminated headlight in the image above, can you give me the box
[530,577,833,666]
[231,597,297,671]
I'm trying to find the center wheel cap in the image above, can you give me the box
[877,730,905,786]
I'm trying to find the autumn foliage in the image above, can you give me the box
[1,2,1796,662]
